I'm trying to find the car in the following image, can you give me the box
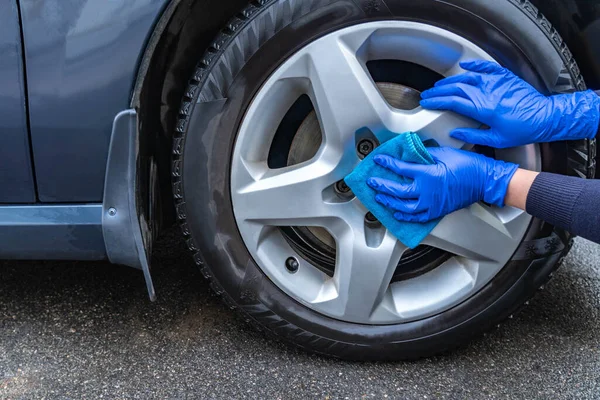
[2,0,599,360]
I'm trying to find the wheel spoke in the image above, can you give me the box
[380,25,493,148]
[442,44,494,76]
[315,225,407,321]
[278,34,391,150]
[390,108,480,149]
[422,203,522,262]
[233,157,344,225]
[390,257,478,320]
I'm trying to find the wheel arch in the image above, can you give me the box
[530,0,600,90]
[128,0,250,236]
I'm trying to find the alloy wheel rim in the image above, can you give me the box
[230,21,541,324]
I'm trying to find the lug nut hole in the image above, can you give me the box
[357,139,375,158]
[285,257,299,273]
[335,180,350,193]
[365,212,381,227]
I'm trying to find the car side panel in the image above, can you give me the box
[20,0,170,202]
[0,0,36,203]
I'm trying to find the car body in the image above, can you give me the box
[2,0,600,358]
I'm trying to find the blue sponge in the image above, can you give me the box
[344,132,439,249]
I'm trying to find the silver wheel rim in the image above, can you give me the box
[230,21,541,324]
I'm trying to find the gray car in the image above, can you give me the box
[2,0,599,360]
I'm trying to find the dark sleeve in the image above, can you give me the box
[526,173,600,243]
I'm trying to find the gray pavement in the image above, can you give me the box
[0,230,599,399]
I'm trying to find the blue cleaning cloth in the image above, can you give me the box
[345,132,439,249]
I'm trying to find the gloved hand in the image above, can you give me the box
[367,147,518,223]
[420,60,600,148]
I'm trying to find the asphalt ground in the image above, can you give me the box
[1,230,599,399]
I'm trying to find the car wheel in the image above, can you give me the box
[172,0,593,360]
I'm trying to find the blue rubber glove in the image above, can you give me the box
[420,60,600,148]
[367,147,518,223]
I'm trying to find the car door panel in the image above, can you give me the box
[19,0,168,202]
[0,0,36,203]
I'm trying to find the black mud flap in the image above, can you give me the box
[102,110,157,301]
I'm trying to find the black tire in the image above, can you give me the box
[172,0,594,360]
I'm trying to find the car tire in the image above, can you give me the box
[172,0,593,360]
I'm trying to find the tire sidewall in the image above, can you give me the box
[179,0,579,358]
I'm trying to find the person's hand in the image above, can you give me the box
[367,147,518,223]
[420,60,600,148]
